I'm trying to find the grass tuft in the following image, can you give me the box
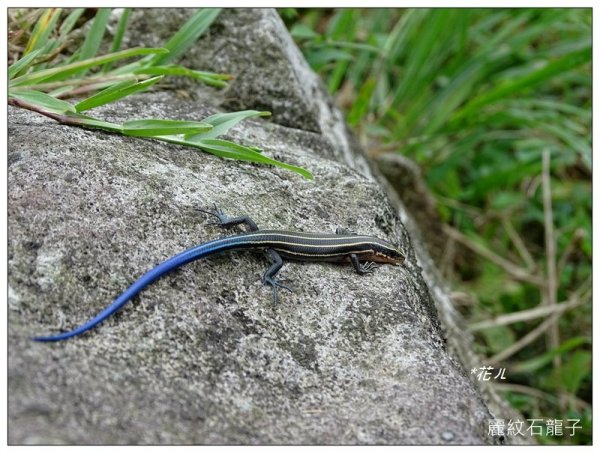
[8,8,312,179]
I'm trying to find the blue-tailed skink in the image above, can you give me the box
[33,206,404,342]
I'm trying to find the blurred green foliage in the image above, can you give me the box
[283,8,591,445]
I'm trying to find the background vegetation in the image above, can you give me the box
[281,8,591,445]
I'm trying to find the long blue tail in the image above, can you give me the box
[32,236,246,342]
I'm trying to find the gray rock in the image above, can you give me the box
[8,8,518,445]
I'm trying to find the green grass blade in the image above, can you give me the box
[58,8,85,37]
[185,110,271,141]
[421,54,491,135]
[103,8,131,72]
[9,90,75,113]
[45,77,137,98]
[347,77,375,126]
[78,8,112,61]
[74,76,164,112]
[70,114,124,133]
[74,80,136,111]
[306,48,353,68]
[324,39,382,55]
[9,47,169,87]
[188,138,313,179]
[148,135,312,179]
[147,8,221,66]
[110,8,130,53]
[132,65,233,87]
[24,8,62,55]
[382,9,422,61]
[122,119,213,136]
[8,49,42,79]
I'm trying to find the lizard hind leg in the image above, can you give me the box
[198,204,259,231]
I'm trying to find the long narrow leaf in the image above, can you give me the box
[186,110,271,141]
[9,47,169,87]
[133,65,232,87]
[123,119,213,136]
[8,49,42,79]
[180,138,313,179]
[103,8,131,72]
[46,76,137,98]
[9,90,75,114]
[147,8,221,66]
[323,39,383,55]
[58,8,85,37]
[74,76,164,112]
[69,114,124,133]
[24,8,62,55]
[8,94,123,133]
[78,8,111,62]
[110,8,130,53]
[74,79,134,110]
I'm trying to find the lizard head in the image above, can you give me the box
[365,238,405,265]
